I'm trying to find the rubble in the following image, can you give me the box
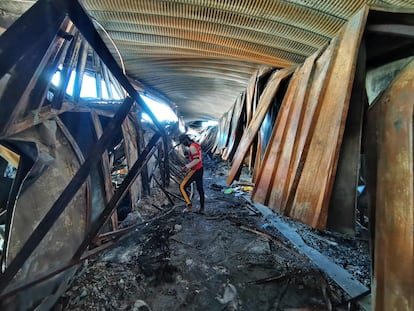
[57,156,370,311]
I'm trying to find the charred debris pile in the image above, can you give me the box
[57,149,371,311]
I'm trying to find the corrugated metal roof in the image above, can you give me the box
[2,0,414,120]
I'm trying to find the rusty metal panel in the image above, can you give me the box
[288,8,368,229]
[370,59,414,311]
[213,104,233,155]
[226,67,294,185]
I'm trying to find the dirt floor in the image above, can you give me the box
[57,155,371,311]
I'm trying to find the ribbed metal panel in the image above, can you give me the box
[78,0,414,120]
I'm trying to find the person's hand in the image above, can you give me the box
[182,166,189,173]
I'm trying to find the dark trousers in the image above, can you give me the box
[179,167,205,209]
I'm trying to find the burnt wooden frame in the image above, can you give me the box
[0,0,168,295]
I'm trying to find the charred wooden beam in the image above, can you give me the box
[0,0,65,79]
[0,96,134,294]
[52,0,171,190]
[102,64,114,99]
[91,112,118,230]
[27,21,74,113]
[52,32,81,110]
[0,12,67,135]
[51,0,165,136]
[73,41,89,103]
[133,113,150,196]
[73,132,161,258]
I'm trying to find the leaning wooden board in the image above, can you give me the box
[252,67,300,207]
[370,58,414,311]
[226,67,294,185]
[289,7,368,229]
[267,50,320,213]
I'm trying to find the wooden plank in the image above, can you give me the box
[284,42,337,216]
[0,19,67,135]
[27,20,74,113]
[91,112,118,231]
[51,33,81,110]
[223,92,245,162]
[73,133,161,258]
[271,55,318,211]
[133,116,150,196]
[0,0,65,79]
[226,67,294,185]
[327,41,367,235]
[371,59,414,311]
[252,67,300,207]
[289,8,368,229]
[121,115,141,208]
[53,0,163,133]
[73,41,89,103]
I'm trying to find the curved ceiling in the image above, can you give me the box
[2,0,414,121]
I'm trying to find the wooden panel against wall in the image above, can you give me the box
[226,67,294,185]
[223,92,246,162]
[252,67,300,207]
[289,7,368,229]
[267,51,320,212]
[370,58,414,311]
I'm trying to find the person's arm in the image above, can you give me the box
[183,145,200,171]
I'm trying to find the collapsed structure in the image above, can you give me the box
[0,1,413,310]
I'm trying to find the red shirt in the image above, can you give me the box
[189,142,203,170]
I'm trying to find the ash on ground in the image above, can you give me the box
[57,155,371,311]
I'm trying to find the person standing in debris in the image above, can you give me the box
[179,134,205,214]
